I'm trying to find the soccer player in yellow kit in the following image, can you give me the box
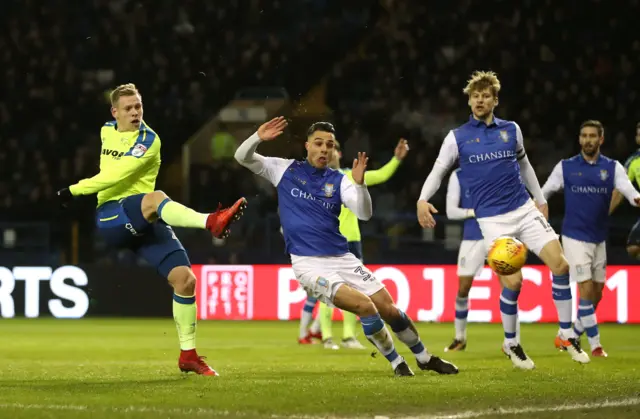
[298,137,409,349]
[56,83,246,376]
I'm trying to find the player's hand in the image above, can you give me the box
[417,200,438,228]
[56,187,74,209]
[394,138,409,160]
[351,152,368,185]
[537,202,549,220]
[257,116,288,141]
[634,197,640,206]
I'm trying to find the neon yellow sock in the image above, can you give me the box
[342,310,359,340]
[159,200,207,229]
[173,293,197,350]
[319,302,334,340]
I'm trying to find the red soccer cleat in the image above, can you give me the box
[206,198,247,239]
[298,336,314,344]
[178,349,218,376]
[308,331,323,340]
[592,347,608,358]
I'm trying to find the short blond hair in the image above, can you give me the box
[110,83,139,106]
[463,71,501,97]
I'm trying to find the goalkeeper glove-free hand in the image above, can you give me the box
[56,187,74,208]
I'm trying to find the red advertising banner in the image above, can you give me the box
[194,264,638,323]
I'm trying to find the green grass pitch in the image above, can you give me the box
[0,319,639,419]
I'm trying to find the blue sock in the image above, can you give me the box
[388,310,431,363]
[578,298,600,348]
[361,313,401,366]
[303,297,317,314]
[500,288,520,341]
[552,274,573,336]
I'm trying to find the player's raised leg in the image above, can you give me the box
[369,289,459,375]
[332,285,413,376]
[141,190,246,239]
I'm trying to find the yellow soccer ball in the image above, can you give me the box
[487,236,528,275]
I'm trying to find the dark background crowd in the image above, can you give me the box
[2,0,640,267]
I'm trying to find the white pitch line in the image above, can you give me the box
[0,397,638,419]
[394,396,640,419]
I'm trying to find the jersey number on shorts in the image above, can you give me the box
[534,216,553,232]
[354,266,372,281]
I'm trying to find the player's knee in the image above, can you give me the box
[354,298,377,317]
[143,191,169,211]
[168,267,196,296]
[549,257,570,276]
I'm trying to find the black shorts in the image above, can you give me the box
[95,194,191,278]
[627,219,640,246]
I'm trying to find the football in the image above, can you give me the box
[487,236,528,275]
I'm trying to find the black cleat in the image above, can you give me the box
[394,360,415,377]
[417,356,459,374]
[444,338,467,352]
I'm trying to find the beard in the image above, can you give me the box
[582,146,598,157]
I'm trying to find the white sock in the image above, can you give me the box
[552,274,575,339]
[454,296,469,341]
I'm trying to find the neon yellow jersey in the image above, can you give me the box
[69,121,161,207]
[625,150,640,187]
[338,157,401,242]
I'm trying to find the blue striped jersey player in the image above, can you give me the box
[542,120,640,358]
[417,70,590,369]
[235,117,458,376]
[445,168,523,353]
[55,83,247,376]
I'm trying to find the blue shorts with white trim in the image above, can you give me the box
[96,193,190,278]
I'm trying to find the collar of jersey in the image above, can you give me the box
[468,115,505,128]
[111,120,144,133]
[302,160,330,177]
[578,152,603,165]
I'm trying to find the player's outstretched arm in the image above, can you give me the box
[68,138,159,197]
[234,116,292,186]
[417,131,458,228]
[341,152,373,221]
[613,161,640,207]
[445,170,474,220]
[363,139,408,186]
[541,161,564,201]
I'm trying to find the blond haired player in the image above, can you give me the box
[416,71,589,369]
[298,138,409,350]
[56,83,247,376]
